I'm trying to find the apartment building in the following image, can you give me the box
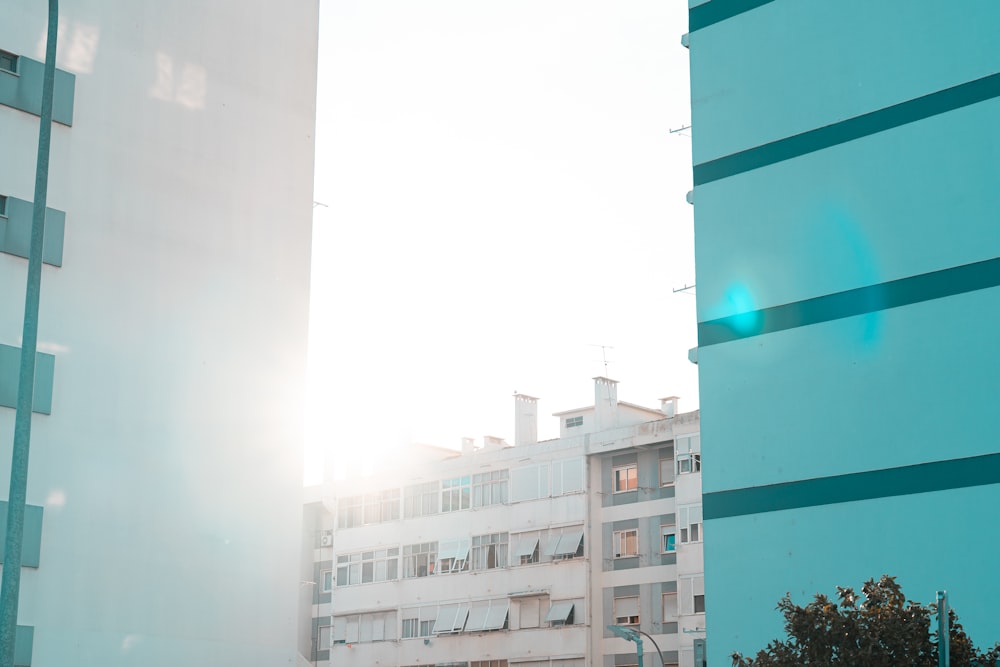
[687,1,1000,663]
[303,378,703,667]
[1,2,317,664]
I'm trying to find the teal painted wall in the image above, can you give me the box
[689,1,1000,664]
[0,54,75,125]
[0,195,66,266]
[0,344,55,414]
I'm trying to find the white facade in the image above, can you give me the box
[1,2,317,665]
[305,378,703,667]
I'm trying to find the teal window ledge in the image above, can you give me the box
[0,52,75,126]
[0,195,65,266]
[0,344,55,415]
[0,502,44,568]
[14,625,32,667]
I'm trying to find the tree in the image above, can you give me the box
[731,575,1000,667]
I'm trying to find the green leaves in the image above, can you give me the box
[731,575,1000,667]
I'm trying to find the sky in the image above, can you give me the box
[305,0,697,483]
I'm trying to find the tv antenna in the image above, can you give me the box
[588,344,615,376]
[673,283,696,295]
[669,123,691,138]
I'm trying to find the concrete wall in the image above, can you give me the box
[0,1,317,664]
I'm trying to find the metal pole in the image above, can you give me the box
[0,1,58,665]
[635,635,643,666]
[636,629,667,666]
[937,590,949,667]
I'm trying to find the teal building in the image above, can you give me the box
[688,1,1000,663]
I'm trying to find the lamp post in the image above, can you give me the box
[0,2,59,666]
[608,625,667,666]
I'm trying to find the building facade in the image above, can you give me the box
[1,2,317,665]
[687,1,1000,664]
[304,378,703,667]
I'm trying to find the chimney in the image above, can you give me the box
[593,377,619,432]
[483,435,507,450]
[461,437,476,454]
[513,394,538,446]
[660,396,679,418]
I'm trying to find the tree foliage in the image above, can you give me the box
[732,575,1000,667]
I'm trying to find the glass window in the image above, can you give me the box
[471,532,509,570]
[472,469,508,507]
[441,476,471,512]
[335,548,399,586]
[659,455,674,486]
[320,569,333,592]
[0,50,17,74]
[661,525,676,553]
[565,415,583,428]
[613,464,638,493]
[613,529,638,558]
[614,596,639,625]
[679,505,703,544]
[404,481,439,518]
[402,542,438,577]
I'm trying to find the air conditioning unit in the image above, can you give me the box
[320,533,333,547]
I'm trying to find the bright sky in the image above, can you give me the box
[305,0,697,483]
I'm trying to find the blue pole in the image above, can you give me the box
[0,1,58,665]
[937,590,949,667]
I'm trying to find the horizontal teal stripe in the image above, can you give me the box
[689,0,776,32]
[693,72,1000,185]
[698,256,1000,346]
[705,453,1000,520]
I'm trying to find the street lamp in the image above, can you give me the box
[607,625,667,666]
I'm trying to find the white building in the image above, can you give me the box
[1,2,317,665]
[304,378,703,667]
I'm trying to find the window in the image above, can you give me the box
[662,592,678,620]
[441,476,471,512]
[511,532,540,564]
[516,597,542,628]
[401,607,436,638]
[680,575,705,615]
[320,569,333,592]
[661,525,676,553]
[437,538,471,573]
[471,661,508,667]
[510,463,550,502]
[0,195,7,217]
[404,481,439,518]
[432,604,470,634]
[337,495,363,529]
[565,415,583,428]
[0,50,17,74]
[318,624,331,650]
[552,458,584,495]
[472,469,508,507]
[659,453,674,486]
[471,533,508,570]
[677,453,701,474]
[614,596,639,625]
[679,505,703,544]
[335,548,399,586]
[337,492,398,528]
[613,464,638,493]
[613,529,638,558]
[546,527,584,559]
[332,611,398,643]
[465,599,509,632]
[676,434,701,474]
[402,542,438,578]
[545,600,575,626]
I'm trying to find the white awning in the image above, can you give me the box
[484,600,509,630]
[545,601,575,624]
[553,530,583,556]
[511,535,539,558]
[432,604,469,634]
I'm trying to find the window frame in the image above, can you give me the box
[613,595,640,625]
[0,195,7,217]
[320,568,334,592]
[678,505,703,545]
[612,528,639,558]
[612,464,638,493]
[660,524,676,553]
[471,532,509,571]
[565,415,583,428]
[441,475,472,512]
[0,50,18,74]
